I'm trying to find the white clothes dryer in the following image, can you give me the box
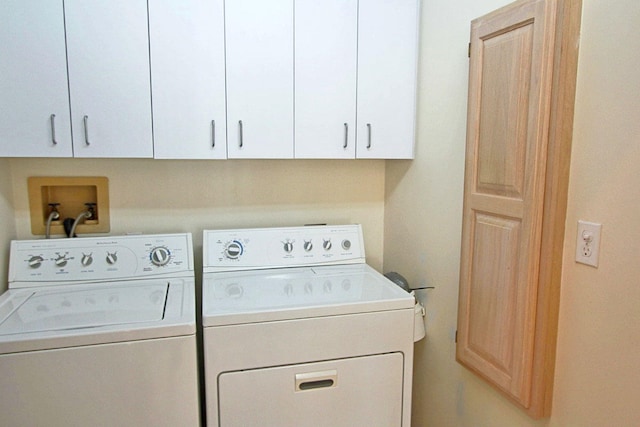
[201,225,415,427]
[0,233,200,426]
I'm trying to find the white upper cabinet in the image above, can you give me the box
[356,0,419,159]
[66,0,153,158]
[0,0,72,157]
[149,0,227,159]
[294,0,358,159]
[225,0,294,159]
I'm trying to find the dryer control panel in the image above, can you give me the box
[203,225,365,272]
[8,233,193,288]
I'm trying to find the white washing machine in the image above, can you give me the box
[202,225,415,427]
[0,233,200,426]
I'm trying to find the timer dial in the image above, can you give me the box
[224,241,243,259]
[150,247,171,266]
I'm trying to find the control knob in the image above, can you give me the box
[283,240,294,253]
[341,239,352,250]
[150,247,171,266]
[303,240,313,252]
[81,253,93,267]
[224,241,243,260]
[106,252,118,265]
[322,239,332,251]
[28,255,44,269]
[54,254,68,267]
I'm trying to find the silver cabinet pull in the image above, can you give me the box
[50,114,57,145]
[366,123,372,149]
[83,115,90,146]
[343,123,348,149]
[211,120,216,148]
[238,120,243,148]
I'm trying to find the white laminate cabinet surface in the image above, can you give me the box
[356,0,419,159]
[149,0,227,159]
[0,0,72,157]
[225,0,294,159]
[66,0,153,158]
[294,0,358,159]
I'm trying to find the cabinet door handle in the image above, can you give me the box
[211,119,216,148]
[83,115,91,146]
[366,123,372,149]
[50,114,57,145]
[238,120,243,148]
[343,123,348,149]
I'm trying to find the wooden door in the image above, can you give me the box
[66,0,153,158]
[225,0,294,159]
[457,0,558,412]
[0,0,72,157]
[149,0,227,159]
[294,0,358,159]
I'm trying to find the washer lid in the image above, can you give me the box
[202,264,413,326]
[0,283,168,335]
[0,279,195,354]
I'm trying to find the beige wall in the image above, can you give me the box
[8,158,386,272]
[0,159,16,292]
[552,0,640,424]
[384,0,640,426]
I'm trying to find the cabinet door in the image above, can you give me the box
[149,0,227,159]
[0,0,72,157]
[226,0,294,159]
[66,0,153,158]
[457,0,557,413]
[294,0,357,159]
[356,0,419,159]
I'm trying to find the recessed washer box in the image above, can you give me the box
[28,176,110,236]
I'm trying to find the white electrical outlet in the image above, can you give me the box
[575,220,602,267]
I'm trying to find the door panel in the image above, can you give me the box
[218,353,403,427]
[356,0,419,159]
[294,0,357,159]
[149,0,227,159]
[66,0,153,158]
[0,0,72,157]
[477,24,533,198]
[225,0,294,159]
[457,0,556,408]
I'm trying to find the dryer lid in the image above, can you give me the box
[202,264,414,326]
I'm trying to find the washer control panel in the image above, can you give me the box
[203,225,365,272]
[9,233,193,287]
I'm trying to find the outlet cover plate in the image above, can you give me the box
[575,220,601,267]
